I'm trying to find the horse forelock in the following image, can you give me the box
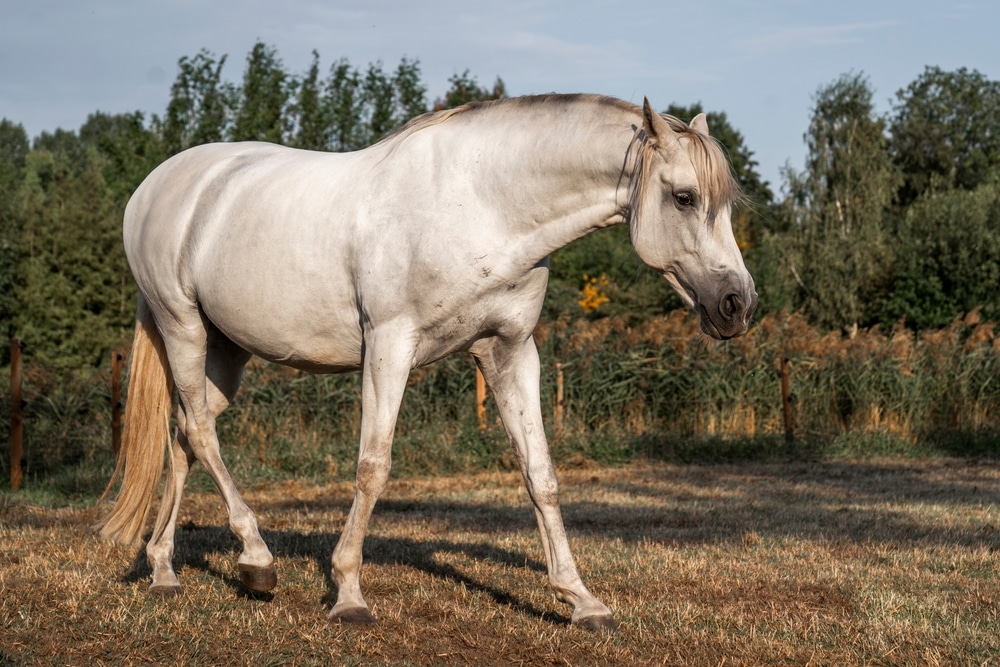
[659,115,743,220]
[622,114,743,228]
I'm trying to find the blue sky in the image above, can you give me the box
[0,0,994,191]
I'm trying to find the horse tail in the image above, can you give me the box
[94,296,174,547]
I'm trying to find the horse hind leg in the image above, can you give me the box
[145,430,195,596]
[203,340,276,593]
[147,316,274,594]
[145,336,250,595]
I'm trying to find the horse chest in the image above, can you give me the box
[410,265,548,359]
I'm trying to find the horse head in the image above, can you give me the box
[628,98,757,340]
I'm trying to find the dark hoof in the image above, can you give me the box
[149,584,183,597]
[574,614,619,633]
[238,563,277,592]
[330,606,377,625]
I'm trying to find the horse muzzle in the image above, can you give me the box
[697,283,758,340]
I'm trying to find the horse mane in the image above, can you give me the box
[381,93,636,143]
[383,94,742,221]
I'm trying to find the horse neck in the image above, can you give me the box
[425,100,643,256]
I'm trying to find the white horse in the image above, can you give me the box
[96,94,756,632]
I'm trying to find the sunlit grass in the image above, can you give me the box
[4,459,1000,664]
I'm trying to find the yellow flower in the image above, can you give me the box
[578,273,610,312]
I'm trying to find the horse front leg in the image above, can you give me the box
[474,336,618,633]
[329,333,412,624]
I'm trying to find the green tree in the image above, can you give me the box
[393,57,429,123]
[158,47,431,154]
[160,49,233,154]
[360,58,428,145]
[0,119,28,178]
[890,66,1000,206]
[362,61,396,145]
[291,51,328,150]
[79,111,165,203]
[12,143,132,369]
[0,120,30,355]
[312,56,428,151]
[325,58,366,151]
[434,70,506,110]
[880,180,1000,329]
[231,42,293,143]
[782,72,901,331]
[32,128,88,171]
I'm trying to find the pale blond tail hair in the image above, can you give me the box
[93,297,173,547]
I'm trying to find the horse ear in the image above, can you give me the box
[642,97,676,147]
[689,112,710,137]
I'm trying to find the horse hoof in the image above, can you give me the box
[573,614,619,633]
[238,563,277,592]
[149,583,183,597]
[330,606,377,625]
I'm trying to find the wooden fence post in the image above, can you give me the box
[780,355,793,442]
[475,366,487,430]
[111,350,125,457]
[554,362,564,438]
[10,338,24,490]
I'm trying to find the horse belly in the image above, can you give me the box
[206,298,363,372]
[195,254,364,372]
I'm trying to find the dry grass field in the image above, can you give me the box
[3,458,1000,665]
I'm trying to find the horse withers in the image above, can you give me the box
[96,94,756,632]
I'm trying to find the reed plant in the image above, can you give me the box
[3,309,998,496]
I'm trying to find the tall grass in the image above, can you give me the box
[537,308,1000,462]
[3,309,999,495]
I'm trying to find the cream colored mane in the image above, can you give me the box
[387,94,741,222]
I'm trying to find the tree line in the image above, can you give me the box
[0,41,997,371]
[770,69,1000,332]
[0,45,505,369]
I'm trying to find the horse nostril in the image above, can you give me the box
[722,293,743,320]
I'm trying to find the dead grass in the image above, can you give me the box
[3,459,1000,665]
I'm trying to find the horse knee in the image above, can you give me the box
[356,455,391,497]
[526,474,559,508]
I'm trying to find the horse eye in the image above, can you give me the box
[674,192,694,208]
